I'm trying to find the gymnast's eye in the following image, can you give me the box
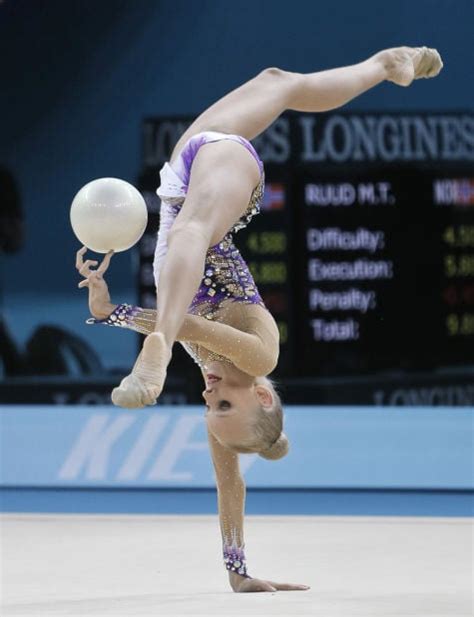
[218,400,231,410]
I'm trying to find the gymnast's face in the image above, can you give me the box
[202,361,273,446]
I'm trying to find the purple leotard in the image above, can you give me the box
[154,131,265,318]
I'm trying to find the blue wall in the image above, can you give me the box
[1,404,472,515]
[1,0,473,294]
[2,404,473,489]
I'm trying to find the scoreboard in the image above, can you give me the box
[139,112,474,379]
[293,166,474,376]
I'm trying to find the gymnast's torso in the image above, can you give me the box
[154,131,279,370]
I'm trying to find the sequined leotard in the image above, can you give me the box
[154,131,268,369]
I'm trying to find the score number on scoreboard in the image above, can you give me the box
[437,178,474,339]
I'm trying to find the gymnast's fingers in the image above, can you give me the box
[247,580,277,592]
[233,577,277,592]
[267,580,310,591]
[78,279,90,288]
[79,259,99,276]
[97,250,114,275]
[75,246,87,270]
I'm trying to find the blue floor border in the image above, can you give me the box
[1,488,472,517]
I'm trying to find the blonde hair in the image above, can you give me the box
[228,377,289,461]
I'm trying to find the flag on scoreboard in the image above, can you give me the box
[455,179,474,206]
[262,183,285,211]
[433,178,474,206]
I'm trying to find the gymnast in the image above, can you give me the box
[76,46,442,592]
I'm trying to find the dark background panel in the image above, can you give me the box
[1,0,473,295]
[1,0,473,403]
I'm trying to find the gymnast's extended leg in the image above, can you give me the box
[173,46,442,150]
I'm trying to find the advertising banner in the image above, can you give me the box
[1,405,472,489]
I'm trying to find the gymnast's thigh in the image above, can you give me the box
[170,140,261,247]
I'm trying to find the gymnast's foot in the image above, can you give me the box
[376,46,443,87]
[111,374,150,409]
[111,332,172,409]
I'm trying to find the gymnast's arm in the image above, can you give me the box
[207,427,309,593]
[206,427,252,591]
[89,300,277,377]
[75,245,202,338]
[76,248,278,376]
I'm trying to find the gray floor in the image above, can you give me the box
[0,514,472,616]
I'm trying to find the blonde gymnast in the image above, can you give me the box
[76,45,442,591]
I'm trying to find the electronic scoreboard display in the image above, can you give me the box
[139,112,474,379]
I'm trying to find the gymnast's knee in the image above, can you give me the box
[258,66,288,79]
[257,67,301,100]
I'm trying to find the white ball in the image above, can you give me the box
[70,177,148,253]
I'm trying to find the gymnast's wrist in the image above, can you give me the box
[86,302,157,335]
[228,570,252,591]
[223,544,252,580]
[91,302,117,320]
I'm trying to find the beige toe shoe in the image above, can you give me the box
[413,46,443,79]
[111,374,153,409]
[384,45,444,87]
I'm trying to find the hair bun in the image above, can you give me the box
[259,432,289,460]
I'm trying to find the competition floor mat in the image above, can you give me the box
[1,514,472,616]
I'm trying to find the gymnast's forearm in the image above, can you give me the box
[216,476,252,582]
[88,303,204,341]
[218,479,245,547]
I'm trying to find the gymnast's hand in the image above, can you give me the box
[75,246,115,319]
[229,572,310,593]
